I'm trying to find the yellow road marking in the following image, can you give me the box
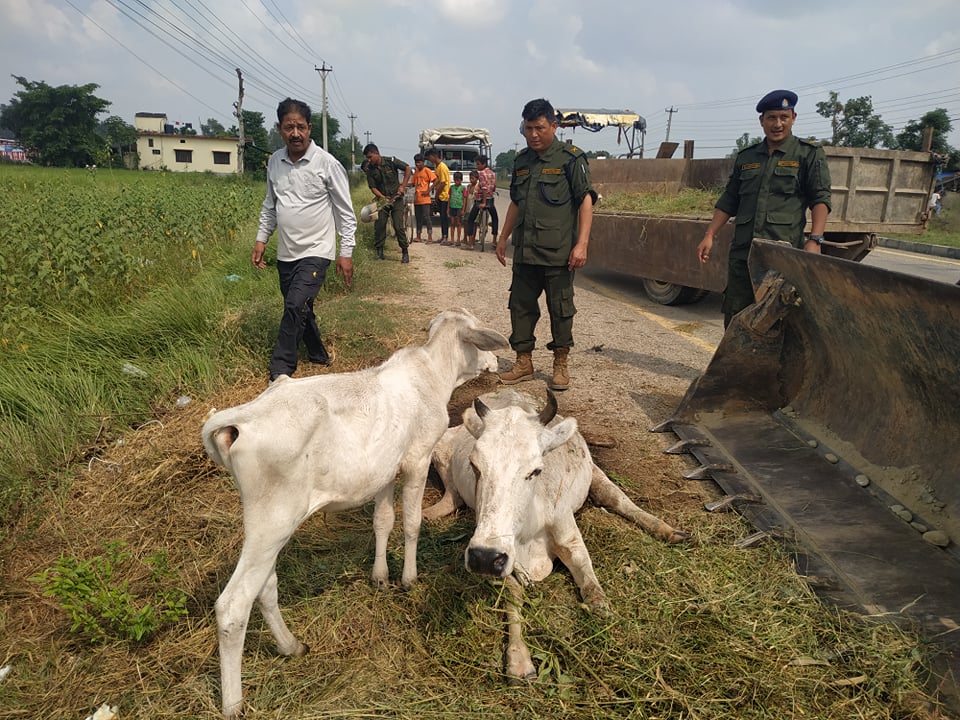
[578,277,719,354]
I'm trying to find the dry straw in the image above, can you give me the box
[0,308,949,720]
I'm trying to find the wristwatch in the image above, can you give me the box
[809,234,824,245]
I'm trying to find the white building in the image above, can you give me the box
[135,112,241,174]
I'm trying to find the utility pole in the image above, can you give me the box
[364,130,372,145]
[349,113,357,169]
[314,62,332,151]
[234,68,245,174]
[664,106,678,142]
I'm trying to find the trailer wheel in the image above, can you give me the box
[641,279,709,305]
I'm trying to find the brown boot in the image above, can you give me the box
[499,352,534,385]
[549,348,570,391]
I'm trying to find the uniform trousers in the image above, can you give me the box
[269,256,331,380]
[507,263,577,352]
[374,200,409,251]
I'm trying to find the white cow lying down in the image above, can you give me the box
[424,387,689,679]
[202,308,507,718]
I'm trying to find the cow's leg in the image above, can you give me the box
[399,459,430,588]
[551,522,608,609]
[257,568,309,657]
[503,575,536,679]
[589,466,690,543]
[216,540,287,718]
[371,481,396,587]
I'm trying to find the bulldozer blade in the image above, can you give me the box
[704,493,763,512]
[682,463,734,481]
[665,438,710,455]
[668,239,960,667]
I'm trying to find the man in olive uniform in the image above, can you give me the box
[495,98,596,391]
[697,89,831,326]
[363,143,412,263]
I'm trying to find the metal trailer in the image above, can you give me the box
[587,146,937,304]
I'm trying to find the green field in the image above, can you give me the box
[0,165,949,720]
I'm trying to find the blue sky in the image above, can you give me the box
[2,0,958,161]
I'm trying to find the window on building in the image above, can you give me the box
[152,149,161,155]
[148,138,154,147]
[174,149,193,163]
[213,151,231,165]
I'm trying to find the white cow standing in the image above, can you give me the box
[424,387,689,679]
[202,308,508,718]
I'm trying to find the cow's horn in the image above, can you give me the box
[474,397,490,419]
[539,389,558,425]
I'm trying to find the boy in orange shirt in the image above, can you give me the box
[412,153,437,243]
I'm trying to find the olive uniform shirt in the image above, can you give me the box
[365,156,410,199]
[508,138,597,266]
[716,134,831,250]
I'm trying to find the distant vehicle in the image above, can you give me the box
[418,127,491,173]
[419,127,492,215]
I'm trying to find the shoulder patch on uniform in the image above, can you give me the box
[541,168,564,175]
[740,162,761,171]
[777,160,800,168]
[515,168,530,176]
[798,137,821,147]
[561,143,585,158]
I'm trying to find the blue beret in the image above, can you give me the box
[756,90,798,114]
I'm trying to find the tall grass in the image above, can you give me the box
[0,166,411,542]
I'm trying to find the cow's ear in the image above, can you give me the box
[539,417,578,454]
[464,403,485,438]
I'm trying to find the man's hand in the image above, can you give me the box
[697,234,714,264]
[495,236,508,266]
[568,243,588,271]
[251,240,267,269]
[802,239,822,255]
[336,256,354,288]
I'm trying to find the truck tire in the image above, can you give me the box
[641,278,709,305]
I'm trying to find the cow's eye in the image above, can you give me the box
[526,468,542,480]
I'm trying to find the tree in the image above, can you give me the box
[495,149,517,171]
[99,115,138,167]
[241,110,270,175]
[201,117,227,137]
[728,132,762,157]
[0,76,111,166]
[815,91,893,148]
[895,109,958,170]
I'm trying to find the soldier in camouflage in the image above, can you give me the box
[698,89,831,326]
[363,143,412,263]
[495,98,597,391]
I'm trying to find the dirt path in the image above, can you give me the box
[399,240,720,520]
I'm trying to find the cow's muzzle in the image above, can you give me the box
[466,547,509,577]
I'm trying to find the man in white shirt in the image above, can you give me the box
[252,98,357,381]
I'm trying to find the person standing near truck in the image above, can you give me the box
[466,156,499,250]
[495,98,596,391]
[363,143,412,263]
[411,153,436,243]
[697,89,831,326]
[424,147,451,244]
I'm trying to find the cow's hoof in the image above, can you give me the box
[292,642,310,657]
[668,530,693,545]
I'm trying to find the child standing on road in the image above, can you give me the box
[449,171,466,246]
[412,153,436,243]
[462,170,479,248]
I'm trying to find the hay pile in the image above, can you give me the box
[0,300,951,719]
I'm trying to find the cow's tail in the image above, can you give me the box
[589,465,691,544]
[201,408,245,474]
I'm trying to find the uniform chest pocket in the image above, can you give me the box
[737,167,761,195]
[538,173,571,206]
[510,171,531,204]
[771,165,799,195]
